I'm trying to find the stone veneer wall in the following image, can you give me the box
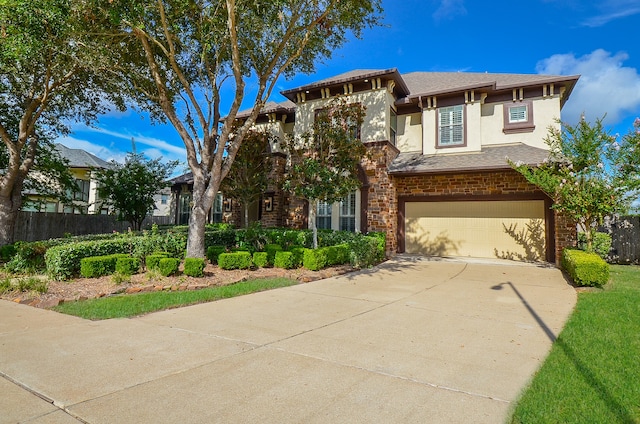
[392,169,576,265]
[261,154,287,228]
[360,141,400,254]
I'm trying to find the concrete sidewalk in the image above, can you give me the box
[0,258,576,423]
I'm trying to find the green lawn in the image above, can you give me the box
[510,265,640,423]
[53,277,297,320]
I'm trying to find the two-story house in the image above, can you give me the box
[23,144,111,214]
[178,68,580,264]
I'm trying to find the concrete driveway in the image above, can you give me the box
[0,256,576,423]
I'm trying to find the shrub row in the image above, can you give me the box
[80,254,129,278]
[562,248,610,288]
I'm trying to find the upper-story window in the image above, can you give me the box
[68,178,90,202]
[437,105,465,147]
[503,101,535,134]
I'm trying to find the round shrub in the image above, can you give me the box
[252,252,269,268]
[184,258,205,277]
[206,246,226,264]
[115,257,141,276]
[145,253,169,270]
[158,258,180,277]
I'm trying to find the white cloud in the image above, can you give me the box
[581,7,640,26]
[79,126,187,161]
[432,0,467,21]
[536,49,640,125]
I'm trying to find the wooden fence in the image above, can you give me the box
[602,215,640,264]
[13,212,173,242]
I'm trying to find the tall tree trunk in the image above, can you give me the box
[309,199,318,249]
[244,203,249,229]
[187,204,207,258]
[0,193,20,246]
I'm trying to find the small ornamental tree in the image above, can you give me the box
[220,129,274,228]
[282,98,367,248]
[510,117,640,251]
[94,152,178,230]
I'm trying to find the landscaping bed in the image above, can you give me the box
[0,262,357,309]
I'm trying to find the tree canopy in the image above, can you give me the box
[89,0,383,257]
[220,128,275,228]
[94,151,178,230]
[282,98,367,248]
[0,0,126,244]
[510,117,640,250]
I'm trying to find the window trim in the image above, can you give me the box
[436,104,467,149]
[390,107,397,146]
[503,101,535,134]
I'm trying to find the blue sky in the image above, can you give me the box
[60,0,640,170]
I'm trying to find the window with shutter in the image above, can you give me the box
[503,101,535,133]
[438,105,465,147]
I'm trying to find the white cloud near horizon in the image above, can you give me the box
[75,126,188,161]
[57,136,128,163]
[432,0,467,21]
[536,49,640,125]
[581,7,640,27]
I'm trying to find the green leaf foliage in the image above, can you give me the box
[562,249,610,288]
[0,0,128,244]
[510,117,640,251]
[206,246,227,264]
[94,151,178,231]
[218,252,252,270]
[80,254,128,278]
[252,252,269,268]
[158,257,180,277]
[145,254,169,271]
[115,257,141,276]
[183,257,205,277]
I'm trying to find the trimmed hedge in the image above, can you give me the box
[46,239,132,280]
[252,252,269,268]
[264,244,283,265]
[183,258,205,277]
[562,248,610,288]
[206,246,226,264]
[158,258,180,277]
[218,252,252,270]
[115,257,141,275]
[303,248,328,271]
[80,254,129,278]
[274,251,297,269]
[145,253,168,270]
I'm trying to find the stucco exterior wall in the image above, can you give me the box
[396,112,422,153]
[481,95,562,149]
[293,89,389,142]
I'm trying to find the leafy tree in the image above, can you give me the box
[90,0,382,258]
[282,98,367,248]
[94,152,178,230]
[220,129,274,228]
[510,117,640,251]
[0,0,126,244]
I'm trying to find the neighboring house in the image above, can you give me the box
[152,187,173,217]
[174,68,580,264]
[23,144,111,214]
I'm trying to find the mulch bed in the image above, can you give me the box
[1,263,357,309]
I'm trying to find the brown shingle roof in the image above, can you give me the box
[280,68,410,101]
[401,72,579,98]
[234,100,296,120]
[388,143,550,175]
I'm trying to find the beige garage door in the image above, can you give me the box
[405,200,546,261]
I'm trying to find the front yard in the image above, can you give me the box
[510,265,640,423]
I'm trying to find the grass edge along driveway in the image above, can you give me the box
[53,277,297,320]
[509,265,640,424]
